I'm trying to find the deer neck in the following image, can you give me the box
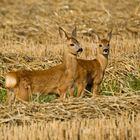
[63,51,77,69]
[96,54,108,71]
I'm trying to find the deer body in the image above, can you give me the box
[77,55,108,96]
[5,27,82,104]
[70,32,112,97]
[5,64,64,102]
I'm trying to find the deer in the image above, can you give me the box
[5,27,83,104]
[67,31,113,97]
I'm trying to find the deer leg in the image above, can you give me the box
[16,79,31,101]
[5,88,16,105]
[69,87,74,97]
[92,74,103,97]
[77,82,85,97]
[68,82,78,97]
[59,85,67,99]
[59,80,75,98]
[92,83,100,96]
[92,79,101,97]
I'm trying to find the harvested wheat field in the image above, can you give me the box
[0,0,140,139]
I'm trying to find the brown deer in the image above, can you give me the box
[68,31,112,97]
[5,27,83,104]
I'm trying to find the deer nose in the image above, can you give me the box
[77,48,83,52]
[103,49,109,53]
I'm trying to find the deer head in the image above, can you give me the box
[92,31,112,57]
[59,27,83,56]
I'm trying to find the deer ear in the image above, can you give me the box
[59,27,69,39]
[92,32,100,43]
[71,27,77,38]
[107,30,112,42]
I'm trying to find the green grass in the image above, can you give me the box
[32,94,58,103]
[101,73,140,96]
[0,76,6,103]
[101,91,114,96]
[73,83,78,97]
[101,80,120,96]
[127,74,140,93]
[0,88,6,103]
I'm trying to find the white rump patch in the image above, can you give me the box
[5,74,17,88]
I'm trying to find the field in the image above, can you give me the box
[0,0,140,139]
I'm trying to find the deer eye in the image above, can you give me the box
[107,44,109,46]
[99,44,102,47]
[70,43,74,46]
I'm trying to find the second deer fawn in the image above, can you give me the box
[5,27,83,104]
[70,31,112,97]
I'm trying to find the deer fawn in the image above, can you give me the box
[69,31,112,97]
[58,27,83,98]
[5,27,83,104]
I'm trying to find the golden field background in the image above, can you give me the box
[0,0,140,139]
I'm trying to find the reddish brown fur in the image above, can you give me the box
[67,31,112,97]
[5,27,82,104]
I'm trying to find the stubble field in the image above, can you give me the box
[0,0,140,139]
